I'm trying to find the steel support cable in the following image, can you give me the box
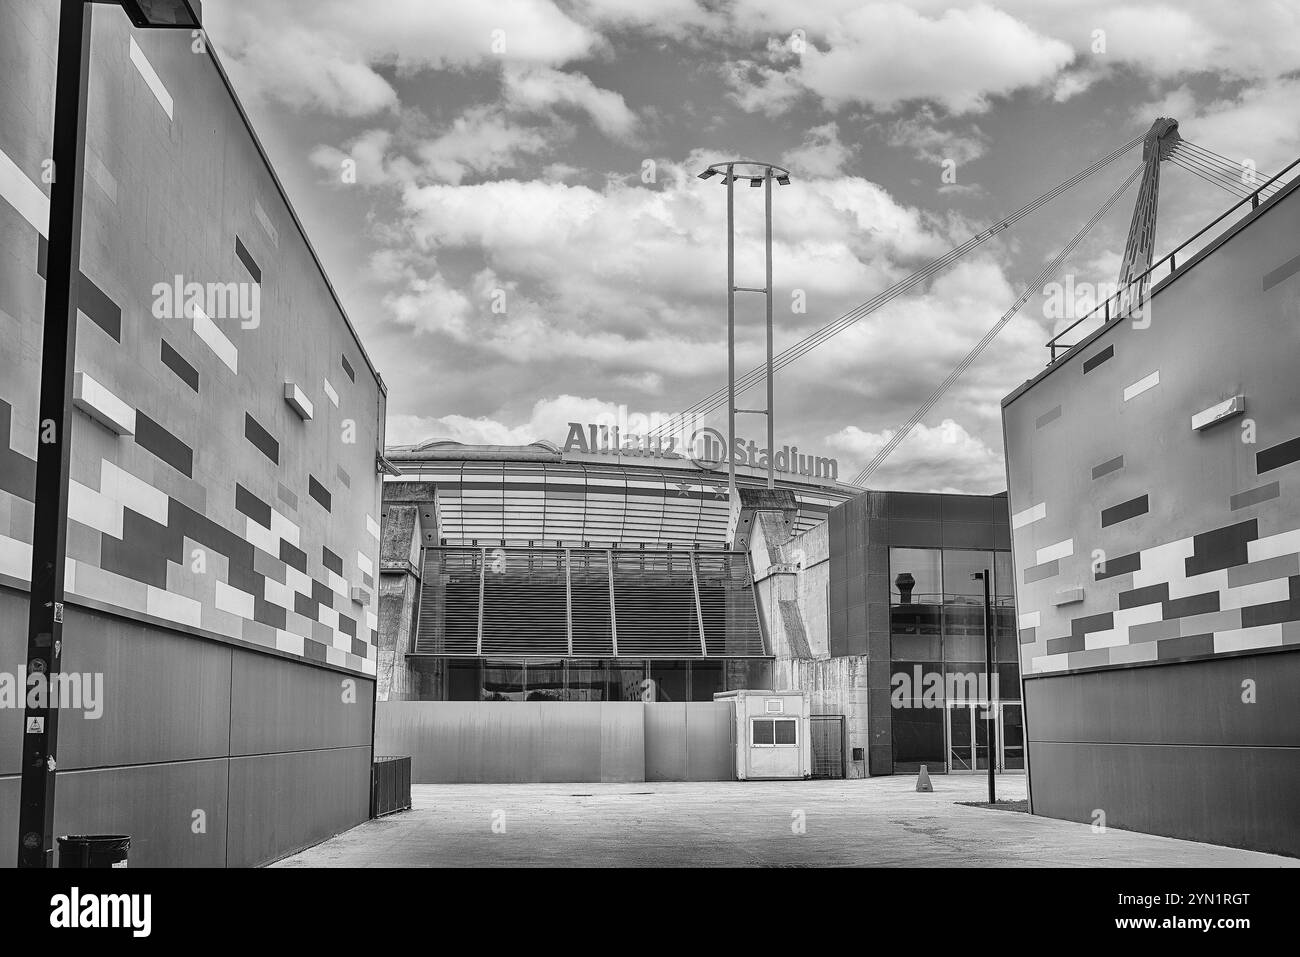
[1169,146,1256,195]
[1179,148,1255,186]
[1173,151,1278,199]
[1182,153,1284,199]
[648,132,1147,440]
[1181,141,1275,185]
[1180,140,1253,175]
[849,164,1145,487]
[1169,152,1253,196]
[1179,141,1284,197]
[1170,148,1250,188]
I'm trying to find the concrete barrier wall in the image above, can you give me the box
[377,700,736,783]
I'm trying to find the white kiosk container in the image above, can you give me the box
[714,690,811,780]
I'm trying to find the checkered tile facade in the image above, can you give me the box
[1003,173,1300,676]
[0,8,382,675]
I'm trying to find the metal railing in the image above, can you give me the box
[1046,156,1300,362]
[370,756,411,818]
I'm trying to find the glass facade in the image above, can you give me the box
[415,546,768,659]
[889,546,1021,773]
[412,657,772,702]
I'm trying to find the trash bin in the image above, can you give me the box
[57,834,130,868]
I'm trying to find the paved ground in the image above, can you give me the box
[274,775,1297,867]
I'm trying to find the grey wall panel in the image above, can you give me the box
[465,703,541,782]
[226,747,371,867]
[1028,741,1300,857]
[1025,649,1300,748]
[229,648,373,756]
[1025,650,1300,857]
[58,606,233,770]
[52,759,230,867]
[538,703,604,783]
[685,702,735,781]
[376,701,650,783]
[0,587,25,775]
[0,775,16,864]
[377,702,546,783]
[642,702,735,781]
[644,703,688,781]
[599,703,646,782]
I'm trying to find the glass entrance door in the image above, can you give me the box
[946,701,1016,772]
[999,702,1025,770]
[946,703,979,770]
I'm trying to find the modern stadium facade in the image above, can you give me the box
[376,424,857,707]
[375,422,1021,783]
[387,420,853,549]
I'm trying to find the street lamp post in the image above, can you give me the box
[696,161,791,497]
[17,0,202,869]
[972,569,996,805]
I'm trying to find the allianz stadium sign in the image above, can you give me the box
[561,420,840,482]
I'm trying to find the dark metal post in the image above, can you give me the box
[982,568,995,804]
[18,0,92,868]
[725,163,736,502]
[764,167,774,490]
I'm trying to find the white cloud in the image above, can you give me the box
[724,58,808,117]
[388,163,960,364]
[722,2,1300,114]
[782,122,854,178]
[566,0,721,38]
[503,66,640,142]
[883,108,988,166]
[727,3,1074,115]
[826,418,1007,493]
[308,74,634,190]
[309,128,401,186]
[204,0,599,116]
[414,107,552,185]
[207,0,1300,500]
[387,394,670,448]
[383,268,477,338]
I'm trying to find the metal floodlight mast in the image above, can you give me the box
[697,160,791,497]
[18,0,203,869]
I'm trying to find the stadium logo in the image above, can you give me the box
[686,427,727,470]
[562,420,838,480]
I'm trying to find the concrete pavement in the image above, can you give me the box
[273,774,1297,867]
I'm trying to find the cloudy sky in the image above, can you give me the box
[201,0,1300,493]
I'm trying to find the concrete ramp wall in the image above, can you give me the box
[376,701,735,783]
